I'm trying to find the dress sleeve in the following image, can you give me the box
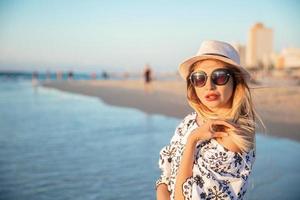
[188,139,256,200]
[182,177,194,200]
[155,144,176,189]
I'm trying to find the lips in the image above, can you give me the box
[205,93,220,101]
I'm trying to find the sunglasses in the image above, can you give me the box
[189,68,233,88]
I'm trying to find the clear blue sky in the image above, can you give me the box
[0,0,299,72]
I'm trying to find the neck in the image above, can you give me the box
[210,100,232,118]
[200,105,232,120]
[211,107,231,117]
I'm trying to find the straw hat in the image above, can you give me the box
[178,40,251,81]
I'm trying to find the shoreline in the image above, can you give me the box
[42,80,300,142]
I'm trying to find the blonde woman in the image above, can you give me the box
[156,40,264,200]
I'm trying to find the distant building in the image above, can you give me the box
[246,23,273,69]
[232,43,246,67]
[276,48,300,69]
[273,53,284,70]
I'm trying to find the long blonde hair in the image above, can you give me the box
[186,60,265,153]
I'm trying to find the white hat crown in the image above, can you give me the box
[197,40,240,65]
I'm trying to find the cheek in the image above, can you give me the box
[222,82,234,101]
[224,89,233,101]
[195,88,205,101]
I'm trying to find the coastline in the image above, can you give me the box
[42,80,300,142]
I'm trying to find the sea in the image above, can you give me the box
[0,79,299,200]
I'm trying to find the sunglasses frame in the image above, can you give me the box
[189,68,233,88]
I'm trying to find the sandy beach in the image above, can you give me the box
[43,79,300,142]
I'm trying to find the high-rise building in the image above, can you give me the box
[246,23,273,69]
[232,43,246,67]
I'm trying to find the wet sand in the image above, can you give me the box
[43,80,300,142]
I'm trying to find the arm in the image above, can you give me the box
[156,184,171,200]
[156,116,189,200]
[174,138,197,200]
[174,120,232,200]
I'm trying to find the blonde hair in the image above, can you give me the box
[186,60,265,153]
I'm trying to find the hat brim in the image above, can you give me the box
[179,55,251,81]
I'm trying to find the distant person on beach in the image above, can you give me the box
[102,71,109,80]
[156,40,264,200]
[68,71,74,80]
[143,64,153,93]
[101,70,109,80]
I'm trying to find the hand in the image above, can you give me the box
[188,119,239,144]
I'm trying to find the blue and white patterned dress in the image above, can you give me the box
[156,112,255,200]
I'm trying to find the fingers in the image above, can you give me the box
[212,120,239,130]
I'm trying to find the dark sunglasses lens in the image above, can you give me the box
[191,73,206,87]
[212,70,230,85]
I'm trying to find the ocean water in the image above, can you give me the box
[0,81,299,200]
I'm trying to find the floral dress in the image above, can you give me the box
[156,112,255,200]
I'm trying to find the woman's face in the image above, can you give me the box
[191,59,234,113]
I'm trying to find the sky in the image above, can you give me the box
[0,0,299,72]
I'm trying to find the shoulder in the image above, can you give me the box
[216,130,255,153]
[175,112,197,130]
[178,112,197,131]
[215,137,241,153]
[171,112,197,143]
[181,112,197,125]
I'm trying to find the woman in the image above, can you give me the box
[156,40,264,200]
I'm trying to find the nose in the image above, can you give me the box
[205,77,216,90]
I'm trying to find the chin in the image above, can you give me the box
[207,102,230,111]
[204,101,221,108]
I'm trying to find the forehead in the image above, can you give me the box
[192,59,228,72]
